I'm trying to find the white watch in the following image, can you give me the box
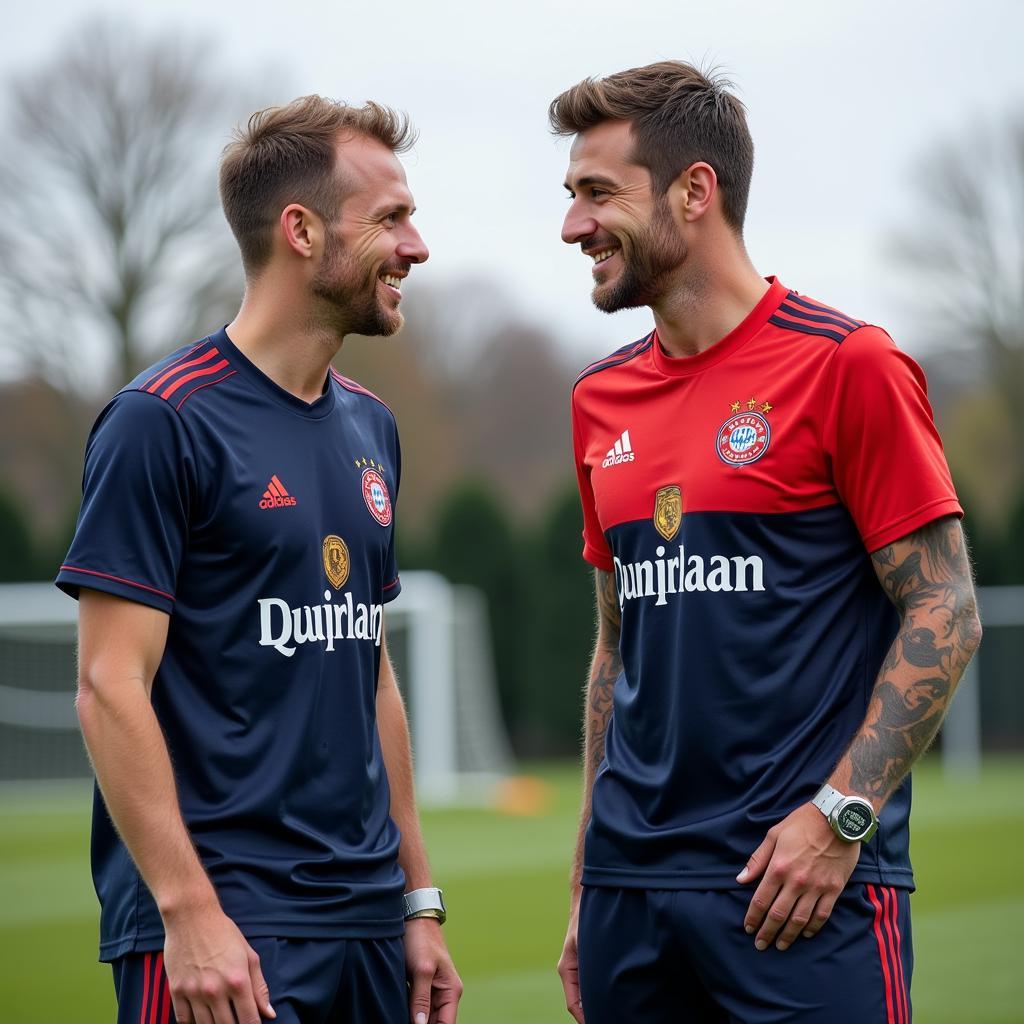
[812,784,878,843]
[403,887,446,923]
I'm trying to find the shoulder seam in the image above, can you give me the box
[114,387,202,495]
[818,323,878,455]
[573,332,654,391]
[330,368,397,425]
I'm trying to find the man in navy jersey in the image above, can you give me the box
[58,96,461,1024]
[550,63,982,1022]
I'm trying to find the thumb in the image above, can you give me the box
[737,832,776,884]
[248,951,275,1019]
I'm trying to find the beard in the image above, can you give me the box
[593,198,688,313]
[311,227,404,338]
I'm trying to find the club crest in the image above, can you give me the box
[654,485,682,541]
[322,534,350,589]
[361,468,393,527]
[716,404,772,467]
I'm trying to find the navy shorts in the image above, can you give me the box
[111,936,406,1024]
[578,884,913,1023]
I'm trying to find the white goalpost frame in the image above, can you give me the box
[1,582,1021,789]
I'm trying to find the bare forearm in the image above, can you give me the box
[831,519,982,806]
[570,569,622,893]
[76,679,216,916]
[377,662,433,891]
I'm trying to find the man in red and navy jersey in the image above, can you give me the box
[550,62,982,1023]
[57,97,460,1024]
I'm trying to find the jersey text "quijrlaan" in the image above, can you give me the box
[258,590,384,657]
[614,544,765,609]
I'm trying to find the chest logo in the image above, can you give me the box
[361,468,393,527]
[259,474,298,510]
[602,429,635,468]
[717,399,773,467]
[654,485,682,541]
[322,535,351,589]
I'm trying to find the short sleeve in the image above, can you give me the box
[572,393,614,571]
[382,422,402,604]
[55,390,197,613]
[822,326,962,553]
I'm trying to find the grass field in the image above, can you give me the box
[1,757,1022,1022]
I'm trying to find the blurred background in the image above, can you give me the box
[0,1,1022,1020]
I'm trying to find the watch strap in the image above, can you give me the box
[812,783,845,819]
[403,887,445,921]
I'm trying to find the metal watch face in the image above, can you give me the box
[835,800,875,841]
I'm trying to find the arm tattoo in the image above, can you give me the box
[847,517,981,800]
[586,569,621,776]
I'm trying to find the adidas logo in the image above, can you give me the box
[602,430,636,468]
[259,474,298,509]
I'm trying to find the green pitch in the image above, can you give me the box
[1,758,1021,1023]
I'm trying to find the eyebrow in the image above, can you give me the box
[563,175,618,192]
[369,200,416,218]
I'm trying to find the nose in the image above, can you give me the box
[397,225,429,265]
[562,201,599,246]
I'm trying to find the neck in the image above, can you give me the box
[227,276,345,404]
[651,238,769,360]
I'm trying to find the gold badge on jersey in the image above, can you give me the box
[322,535,350,589]
[654,486,682,541]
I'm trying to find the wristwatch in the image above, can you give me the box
[812,784,878,843]
[403,887,446,924]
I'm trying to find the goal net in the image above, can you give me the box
[0,574,514,804]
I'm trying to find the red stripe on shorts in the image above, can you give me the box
[867,884,898,1024]
[139,952,152,1024]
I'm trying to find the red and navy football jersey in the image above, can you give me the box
[57,328,404,960]
[572,277,961,890]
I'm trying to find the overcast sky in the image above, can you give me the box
[3,0,1023,364]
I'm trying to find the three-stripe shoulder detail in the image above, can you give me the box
[768,293,865,344]
[135,339,236,410]
[574,332,654,389]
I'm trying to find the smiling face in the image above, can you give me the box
[562,120,687,313]
[312,133,428,337]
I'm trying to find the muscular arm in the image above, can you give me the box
[558,568,621,1023]
[832,514,983,804]
[76,590,273,1024]
[376,631,462,1024]
[740,515,982,954]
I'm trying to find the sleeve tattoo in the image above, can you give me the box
[847,516,982,801]
[586,569,622,776]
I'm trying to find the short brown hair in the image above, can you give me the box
[549,62,753,232]
[220,95,416,274]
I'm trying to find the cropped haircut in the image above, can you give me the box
[220,95,416,275]
[549,62,753,232]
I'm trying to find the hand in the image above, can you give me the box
[556,894,584,1023]
[163,903,275,1024]
[737,802,861,952]
[404,917,462,1024]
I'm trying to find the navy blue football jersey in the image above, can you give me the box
[571,279,962,891]
[57,328,405,960]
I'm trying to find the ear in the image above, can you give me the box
[670,162,718,223]
[279,203,322,259]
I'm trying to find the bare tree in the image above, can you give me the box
[0,19,267,397]
[891,112,1024,415]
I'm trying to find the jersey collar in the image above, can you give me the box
[650,276,788,378]
[216,327,338,419]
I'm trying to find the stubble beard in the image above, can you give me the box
[592,198,688,314]
[311,228,403,339]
